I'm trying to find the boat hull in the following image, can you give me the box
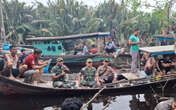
[0,76,176,96]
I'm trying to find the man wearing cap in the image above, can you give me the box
[78,58,99,87]
[105,38,116,55]
[96,59,117,84]
[128,29,143,73]
[51,57,70,88]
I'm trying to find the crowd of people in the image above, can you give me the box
[0,45,49,84]
[0,44,127,88]
[81,37,119,57]
[0,26,176,110]
[143,54,176,76]
[52,57,126,88]
[128,27,176,77]
[0,25,175,87]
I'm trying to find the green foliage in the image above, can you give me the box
[1,0,175,44]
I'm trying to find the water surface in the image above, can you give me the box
[0,95,148,110]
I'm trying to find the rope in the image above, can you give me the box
[149,85,159,103]
[149,76,170,103]
[161,78,169,96]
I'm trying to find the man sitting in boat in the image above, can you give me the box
[22,48,49,84]
[144,55,161,76]
[2,45,18,79]
[90,44,98,54]
[141,52,150,66]
[51,57,70,88]
[82,42,89,55]
[105,38,116,55]
[158,55,175,75]
[19,49,28,65]
[1,45,25,79]
[78,58,100,87]
[96,59,117,84]
[149,39,156,46]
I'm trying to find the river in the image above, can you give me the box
[0,94,152,110]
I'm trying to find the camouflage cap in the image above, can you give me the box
[57,57,63,62]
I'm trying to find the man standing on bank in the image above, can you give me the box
[128,29,143,73]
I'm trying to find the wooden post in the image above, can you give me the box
[138,50,141,71]
[97,37,101,54]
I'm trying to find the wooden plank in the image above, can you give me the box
[37,81,53,88]
[121,72,146,80]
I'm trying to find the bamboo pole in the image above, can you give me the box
[102,96,116,110]
[102,101,111,110]
[82,86,106,108]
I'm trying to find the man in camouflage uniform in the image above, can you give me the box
[51,57,70,88]
[78,58,100,87]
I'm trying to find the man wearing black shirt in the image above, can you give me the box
[158,55,175,75]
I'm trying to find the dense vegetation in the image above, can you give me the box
[0,0,176,45]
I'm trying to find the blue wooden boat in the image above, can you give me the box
[153,34,176,45]
[26,32,111,56]
[26,32,130,72]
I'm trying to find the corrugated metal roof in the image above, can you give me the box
[26,32,110,41]
[140,45,175,55]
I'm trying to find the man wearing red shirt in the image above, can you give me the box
[22,48,49,84]
[90,45,98,54]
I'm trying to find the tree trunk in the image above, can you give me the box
[0,0,6,42]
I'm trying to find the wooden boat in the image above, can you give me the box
[1,45,176,96]
[153,34,176,45]
[0,74,176,96]
[26,32,130,72]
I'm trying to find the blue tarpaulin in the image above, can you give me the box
[3,44,11,50]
